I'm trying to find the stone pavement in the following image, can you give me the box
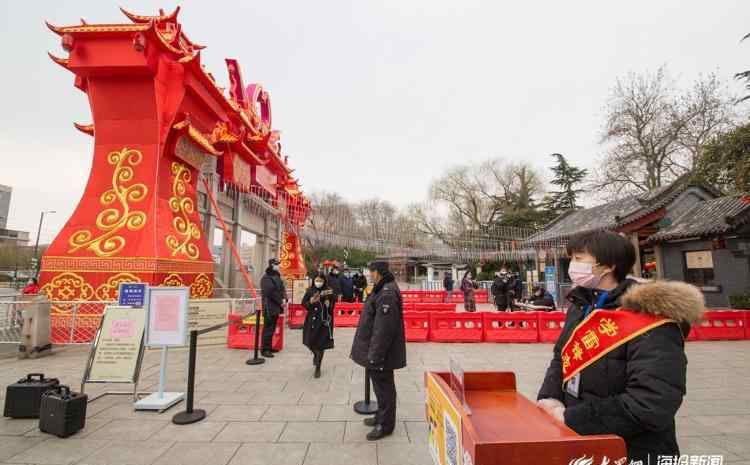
[1,328,750,465]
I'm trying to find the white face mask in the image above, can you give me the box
[568,261,604,289]
[314,281,324,289]
[272,264,280,271]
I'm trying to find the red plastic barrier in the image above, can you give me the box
[475,289,489,304]
[403,311,430,342]
[334,303,363,327]
[401,291,422,303]
[685,325,699,342]
[420,291,446,303]
[746,311,750,340]
[413,303,456,312]
[538,311,566,343]
[227,314,284,350]
[429,312,483,342]
[482,312,540,343]
[288,304,306,329]
[694,310,746,341]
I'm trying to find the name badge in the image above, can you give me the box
[566,373,581,398]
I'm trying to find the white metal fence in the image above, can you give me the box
[0,297,262,346]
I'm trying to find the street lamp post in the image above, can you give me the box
[33,210,55,278]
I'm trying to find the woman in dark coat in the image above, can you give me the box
[537,231,703,464]
[460,270,477,312]
[302,273,335,378]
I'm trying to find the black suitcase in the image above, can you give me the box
[3,373,60,418]
[38,385,87,438]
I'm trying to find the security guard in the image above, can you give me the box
[349,261,407,440]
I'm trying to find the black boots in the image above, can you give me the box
[363,416,378,427]
[366,425,391,441]
[261,350,274,358]
[314,365,321,378]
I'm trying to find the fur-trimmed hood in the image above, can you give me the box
[620,280,705,324]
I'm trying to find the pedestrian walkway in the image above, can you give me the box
[1,329,749,465]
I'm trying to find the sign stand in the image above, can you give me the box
[82,305,148,402]
[134,346,183,411]
[134,286,189,412]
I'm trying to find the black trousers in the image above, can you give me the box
[369,369,397,432]
[262,311,280,351]
[313,349,324,367]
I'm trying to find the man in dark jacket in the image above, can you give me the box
[352,272,367,302]
[340,270,355,302]
[527,285,555,310]
[491,269,515,311]
[260,258,286,358]
[350,261,406,441]
[327,264,342,301]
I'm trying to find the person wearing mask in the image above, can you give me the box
[352,272,367,302]
[302,273,335,378]
[528,285,555,310]
[260,258,286,358]
[327,264,343,302]
[442,273,454,302]
[460,270,477,312]
[491,269,514,312]
[537,231,703,463]
[350,261,406,441]
[22,277,40,295]
[340,270,355,303]
[513,272,524,304]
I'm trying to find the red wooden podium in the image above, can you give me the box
[424,371,626,465]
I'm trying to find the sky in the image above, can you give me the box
[1,0,749,244]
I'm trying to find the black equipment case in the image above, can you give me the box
[3,373,60,418]
[38,385,88,438]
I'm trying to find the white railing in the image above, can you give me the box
[0,297,262,345]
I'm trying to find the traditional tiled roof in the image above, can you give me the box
[528,176,716,244]
[647,194,750,242]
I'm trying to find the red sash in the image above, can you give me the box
[561,309,676,385]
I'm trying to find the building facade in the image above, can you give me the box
[0,185,31,247]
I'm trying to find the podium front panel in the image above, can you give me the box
[425,371,626,465]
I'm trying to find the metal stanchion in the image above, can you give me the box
[172,330,206,424]
[245,306,265,365]
[353,368,378,414]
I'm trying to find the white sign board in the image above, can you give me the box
[87,306,146,383]
[146,287,189,347]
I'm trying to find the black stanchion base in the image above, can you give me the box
[353,400,378,415]
[172,409,206,425]
[245,357,266,365]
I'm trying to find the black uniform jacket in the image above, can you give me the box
[350,273,407,371]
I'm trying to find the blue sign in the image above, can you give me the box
[544,266,557,307]
[118,282,148,307]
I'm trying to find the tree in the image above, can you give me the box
[542,153,588,216]
[693,123,750,193]
[418,159,546,237]
[737,32,750,103]
[595,67,737,197]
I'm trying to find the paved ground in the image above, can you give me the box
[1,327,750,465]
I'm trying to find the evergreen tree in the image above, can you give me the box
[543,153,588,216]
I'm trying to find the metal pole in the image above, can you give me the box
[246,304,265,365]
[158,346,168,399]
[172,330,206,424]
[353,368,378,414]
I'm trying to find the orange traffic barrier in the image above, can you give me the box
[538,311,566,343]
[429,312,483,342]
[403,311,430,342]
[482,312,540,343]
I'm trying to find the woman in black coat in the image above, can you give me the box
[537,231,703,464]
[302,273,335,378]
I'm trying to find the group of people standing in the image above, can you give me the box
[260,229,701,460]
[300,260,406,441]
